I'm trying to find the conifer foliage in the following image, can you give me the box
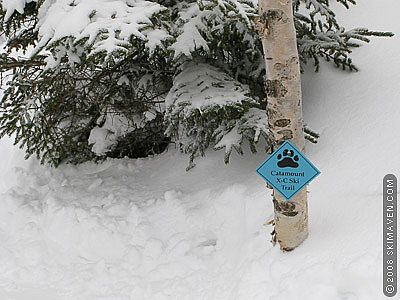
[0,0,392,166]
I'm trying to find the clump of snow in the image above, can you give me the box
[88,111,146,156]
[240,107,270,143]
[146,29,172,54]
[213,108,271,161]
[214,124,242,154]
[2,0,35,21]
[169,3,210,59]
[88,127,116,156]
[165,62,252,111]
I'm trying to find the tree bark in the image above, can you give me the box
[257,0,308,251]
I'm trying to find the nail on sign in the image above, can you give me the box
[256,140,320,200]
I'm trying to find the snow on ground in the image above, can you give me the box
[1,1,400,299]
[0,146,275,300]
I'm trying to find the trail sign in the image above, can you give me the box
[256,141,320,200]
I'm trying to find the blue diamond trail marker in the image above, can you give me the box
[256,140,320,201]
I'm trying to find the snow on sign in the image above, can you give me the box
[256,141,320,200]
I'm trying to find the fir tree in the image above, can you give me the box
[0,0,393,166]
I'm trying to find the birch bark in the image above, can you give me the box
[257,0,308,251]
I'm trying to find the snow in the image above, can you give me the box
[165,62,252,111]
[89,113,133,156]
[240,107,270,143]
[169,0,256,59]
[2,0,34,21]
[88,127,116,156]
[88,111,147,156]
[169,3,210,59]
[214,124,242,153]
[0,148,271,300]
[4,0,167,59]
[145,29,171,54]
[1,0,400,299]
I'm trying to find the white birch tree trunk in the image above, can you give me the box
[257,0,308,251]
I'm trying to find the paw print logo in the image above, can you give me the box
[277,149,299,168]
